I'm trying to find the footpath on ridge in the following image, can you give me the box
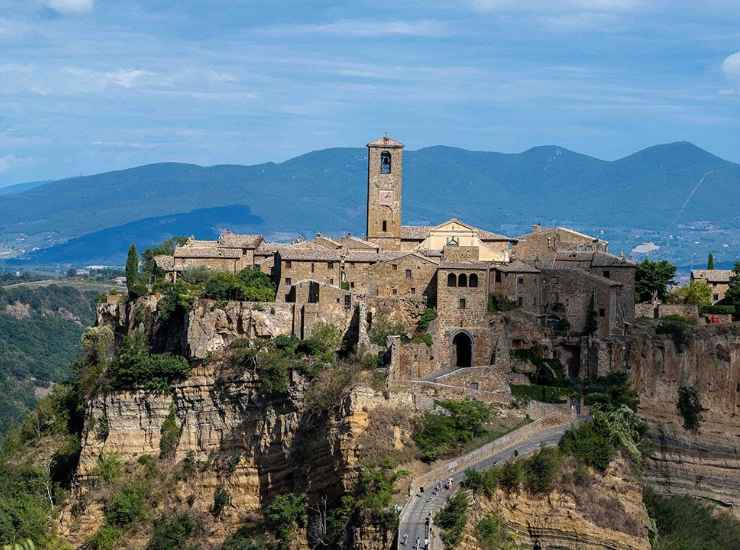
[397,414,579,550]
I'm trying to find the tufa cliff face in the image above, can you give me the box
[628,322,740,517]
[61,298,413,548]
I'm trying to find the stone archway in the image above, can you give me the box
[452,332,473,368]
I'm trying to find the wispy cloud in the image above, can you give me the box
[470,0,646,12]
[0,154,32,173]
[43,0,94,15]
[258,19,451,38]
[722,51,740,82]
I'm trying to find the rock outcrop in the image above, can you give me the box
[628,323,740,517]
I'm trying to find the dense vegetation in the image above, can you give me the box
[0,284,98,434]
[413,399,492,461]
[635,259,676,302]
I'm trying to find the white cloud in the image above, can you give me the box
[722,51,740,81]
[470,0,645,11]
[43,0,94,15]
[259,19,451,38]
[0,154,32,173]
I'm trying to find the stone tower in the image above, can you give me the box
[366,136,403,250]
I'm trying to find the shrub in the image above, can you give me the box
[95,453,123,484]
[263,493,307,543]
[523,447,561,494]
[411,333,433,347]
[211,487,231,518]
[221,527,268,550]
[157,280,200,321]
[107,333,191,392]
[202,268,275,303]
[462,467,500,497]
[476,514,515,550]
[701,304,735,315]
[159,405,180,460]
[656,316,695,352]
[146,512,201,550]
[417,307,437,331]
[0,464,50,546]
[510,384,572,404]
[368,315,407,347]
[498,460,523,493]
[434,492,469,548]
[488,294,518,313]
[104,481,149,527]
[413,400,491,461]
[559,422,615,471]
[677,386,702,431]
[582,372,639,412]
[89,525,123,550]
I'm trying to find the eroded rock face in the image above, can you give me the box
[628,323,740,517]
[461,458,651,550]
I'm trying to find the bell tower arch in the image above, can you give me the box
[366,136,403,250]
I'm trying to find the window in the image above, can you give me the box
[495,271,502,283]
[458,298,466,309]
[380,151,392,174]
[392,264,398,270]
[603,270,610,279]
[469,273,478,287]
[350,282,355,288]
[599,308,606,317]
[329,278,334,285]
[344,295,351,308]
[714,294,719,301]
[285,260,292,269]
[328,262,334,269]
[517,296,523,306]
[458,273,468,287]
[310,262,315,273]
[411,288,416,294]
[392,288,398,295]
[382,220,388,232]
[285,278,292,286]
[447,273,457,287]
[405,269,412,280]
[517,277,524,285]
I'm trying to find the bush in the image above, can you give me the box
[417,307,437,331]
[701,304,735,315]
[146,512,201,550]
[368,315,407,347]
[522,447,561,494]
[159,405,180,459]
[488,294,518,313]
[476,514,515,550]
[107,333,191,392]
[0,464,50,546]
[263,493,307,543]
[677,386,702,431]
[462,467,500,498]
[411,333,433,347]
[211,487,231,518]
[510,384,572,404]
[95,453,123,484]
[582,372,639,412]
[498,460,523,493]
[104,481,149,527]
[559,422,615,471]
[413,400,491,461]
[656,316,695,352]
[434,492,469,548]
[202,268,275,303]
[89,525,123,550]
[644,488,740,550]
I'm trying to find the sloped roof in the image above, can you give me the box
[174,246,241,259]
[373,251,440,265]
[313,234,344,249]
[339,235,380,250]
[153,255,174,271]
[691,269,733,283]
[553,251,635,269]
[401,220,515,242]
[218,232,263,249]
[493,260,539,273]
[278,248,342,261]
[440,261,489,270]
[400,225,434,240]
[516,226,606,244]
[541,267,621,287]
[367,136,403,148]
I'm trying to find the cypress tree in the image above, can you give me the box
[126,244,139,295]
[707,253,715,270]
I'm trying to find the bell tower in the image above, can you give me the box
[366,136,403,250]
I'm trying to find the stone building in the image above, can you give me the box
[152,134,638,376]
[691,269,734,303]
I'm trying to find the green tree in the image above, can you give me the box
[125,244,140,296]
[725,262,740,310]
[707,253,715,270]
[635,259,676,302]
[676,280,712,306]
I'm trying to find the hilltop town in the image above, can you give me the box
[153,136,636,378]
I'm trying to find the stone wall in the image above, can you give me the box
[277,259,341,301]
[368,255,437,301]
[657,303,699,321]
[489,269,541,313]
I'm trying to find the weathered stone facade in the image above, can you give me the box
[366,136,403,250]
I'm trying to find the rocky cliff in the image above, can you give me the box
[628,322,740,517]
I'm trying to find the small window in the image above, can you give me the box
[328,262,334,269]
[392,288,398,295]
[458,298,466,309]
[382,220,388,232]
[517,276,524,285]
[310,262,315,273]
[458,273,468,287]
[350,281,355,288]
[603,270,610,279]
[329,278,334,285]
[344,295,351,308]
[392,264,398,271]
[495,271,502,283]
[405,269,412,280]
[285,260,292,269]
[714,294,719,301]
[285,277,292,286]
[447,273,457,287]
[517,296,523,306]
[380,151,392,174]
[599,308,606,317]
[469,274,478,287]
[411,288,416,294]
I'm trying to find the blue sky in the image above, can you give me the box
[1,0,739,185]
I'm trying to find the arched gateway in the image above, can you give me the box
[452,332,472,368]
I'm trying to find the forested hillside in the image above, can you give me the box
[0,284,98,434]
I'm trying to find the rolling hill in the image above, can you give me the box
[1,141,739,265]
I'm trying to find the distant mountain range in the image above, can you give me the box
[1,141,739,265]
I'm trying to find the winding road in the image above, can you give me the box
[397,419,576,550]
